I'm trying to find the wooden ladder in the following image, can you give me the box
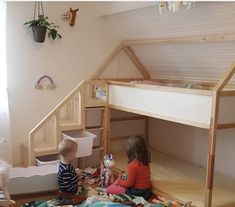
[22,80,109,167]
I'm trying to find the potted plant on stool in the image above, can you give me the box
[24,2,62,43]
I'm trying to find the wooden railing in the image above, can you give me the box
[28,81,85,165]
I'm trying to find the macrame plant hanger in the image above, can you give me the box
[32,1,46,43]
[34,1,44,19]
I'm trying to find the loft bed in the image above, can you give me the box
[90,34,235,207]
[107,77,235,207]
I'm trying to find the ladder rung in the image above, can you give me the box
[86,126,104,131]
[34,148,58,157]
[85,106,105,111]
[217,122,235,130]
[111,116,146,122]
[92,146,104,151]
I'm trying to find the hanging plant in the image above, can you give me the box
[24,2,62,43]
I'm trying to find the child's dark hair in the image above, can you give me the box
[127,136,151,165]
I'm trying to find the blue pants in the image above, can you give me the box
[126,188,152,200]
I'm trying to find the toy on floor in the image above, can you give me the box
[99,154,115,187]
[0,159,15,206]
[152,196,192,207]
[78,167,100,185]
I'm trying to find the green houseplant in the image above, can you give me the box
[24,15,62,43]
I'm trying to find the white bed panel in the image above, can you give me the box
[218,96,235,124]
[109,85,212,128]
[9,165,58,194]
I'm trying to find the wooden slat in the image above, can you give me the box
[121,33,235,46]
[79,84,85,129]
[111,115,145,122]
[220,90,235,97]
[93,146,104,151]
[122,46,150,79]
[55,112,61,147]
[21,144,29,167]
[60,123,84,131]
[85,98,106,107]
[109,104,210,129]
[34,148,58,157]
[108,80,213,96]
[86,126,104,130]
[217,122,235,130]
[85,106,105,111]
[28,134,35,166]
[90,44,122,80]
[150,78,216,89]
[102,107,110,155]
[100,78,145,81]
[214,63,235,91]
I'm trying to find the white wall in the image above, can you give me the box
[149,118,235,178]
[110,109,146,152]
[6,2,121,165]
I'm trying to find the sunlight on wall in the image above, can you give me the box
[0,0,7,110]
[0,0,11,163]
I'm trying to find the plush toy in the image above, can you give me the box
[0,159,15,206]
[99,154,115,187]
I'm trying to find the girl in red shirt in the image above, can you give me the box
[107,136,152,200]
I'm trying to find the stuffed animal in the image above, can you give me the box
[99,154,115,187]
[0,159,15,206]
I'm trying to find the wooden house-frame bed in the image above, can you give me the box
[92,33,235,207]
[24,34,235,207]
[107,79,235,207]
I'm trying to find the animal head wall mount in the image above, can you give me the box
[62,8,79,27]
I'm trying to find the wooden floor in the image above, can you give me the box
[11,191,59,207]
[112,149,235,207]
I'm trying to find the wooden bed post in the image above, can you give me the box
[205,91,219,207]
[103,82,110,155]
[102,107,110,155]
[28,134,36,166]
[205,63,235,207]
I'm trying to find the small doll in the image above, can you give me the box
[94,86,106,101]
[99,154,115,187]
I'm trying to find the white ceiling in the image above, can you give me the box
[96,2,235,83]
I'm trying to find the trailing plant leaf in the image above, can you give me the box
[24,15,62,41]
